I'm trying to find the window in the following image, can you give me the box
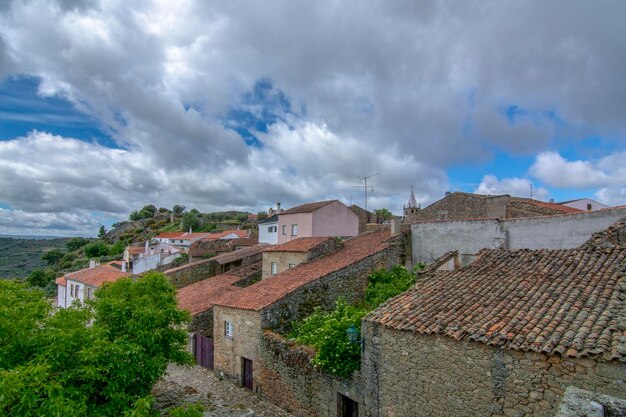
[282,225,287,235]
[268,226,277,233]
[87,287,93,300]
[291,224,298,236]
[70,284,75,297]
[587,203,592,211]
[225,321,233,338]
[271,262,278,275]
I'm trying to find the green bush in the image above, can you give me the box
[41,248,65,266]
[365,265,419,309]
[289,299,366,378]
[66,237,90,252]
[84,241,110,258]
[26,269,56,288]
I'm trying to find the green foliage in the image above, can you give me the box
[0,237,70,279]
[98,225,107,238]
[84,241,111,258]
[290,299,366,378]
[41,248,65,266]
[0,272,192,416]
[365,265,417,309]
[167,403,204,417]
[374,208,393,221]
[181,212,201,232]
[26,268,56,288]
[129,205,158,221]
[60,252,77,269]
[257,211,268,220]
[66,236,91,252]
[157,207,169,214]
[109,240,126,256]
[172,205,185,215]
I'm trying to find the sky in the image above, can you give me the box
[0,0,625,237]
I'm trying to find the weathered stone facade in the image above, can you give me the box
[257,331,362,417]
[262,251,308,278]
[361,323,626,417]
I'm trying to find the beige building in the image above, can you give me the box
[261,236,341,278]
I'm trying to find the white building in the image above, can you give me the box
[56,261,129,308]
[258,214,279,244]
[558,198,609,212]
[124,241,180,274]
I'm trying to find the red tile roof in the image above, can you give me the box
[56,277,66,286]
[211,244,269,265]
[263,237,331,253]
[176,262,261,315]
[64,264,130,288]
[215,230,391,311]
[367,243,626,361]
[518,198,582,214]
[282,200,337,215]
[155,232,211,240]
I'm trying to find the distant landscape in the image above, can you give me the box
[0,237,70,279]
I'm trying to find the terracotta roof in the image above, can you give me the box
[56,277,66,286]
[215,230,391,311]
[366,244,626,361]
[155,232,186,239]
[282,200,337,215]
[211,244,269,265]
[176,262,260,315]
[64,264,130,288]
[515,198,582,214]
[127,246,147,255]
[263,237,331,253]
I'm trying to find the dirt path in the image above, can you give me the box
[153,364,296,417]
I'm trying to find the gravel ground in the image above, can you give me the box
[152,364,296,417]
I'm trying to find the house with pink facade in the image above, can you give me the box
[277,200,358,244]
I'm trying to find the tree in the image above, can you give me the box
[66,237,91,252]
[374,208,393,222]
[84,241,110,258]
[257,211,268,220]
[0,273,192,416]
[172,205,186,215]
[181,212,201,232]
[26,269,56,288]
[98,225,107,238]
[42,248,65,265]
[140,204,157,218]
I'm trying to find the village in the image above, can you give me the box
[53,190,626,417]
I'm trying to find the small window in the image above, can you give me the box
[70,284,75,297]
[587,203,592,211]
[282,225,287,235]
[87,287,93,300]
[225,321,233,338]
[291,224,298,236]
[271,262,278,275]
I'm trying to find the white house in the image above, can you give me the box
[153,231,211,248]
[558,198,609,212]
[56,261,130,308]
[258,214,279,244]
[124,241,180,274]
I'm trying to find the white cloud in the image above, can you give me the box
[474,175,549,200]
[529,151,622,189]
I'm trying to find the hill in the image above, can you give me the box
[0,237,70,279]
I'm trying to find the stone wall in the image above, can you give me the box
[189,309,214,337]
[257,331,362,417]
[261,243,400,334]
[262,252,308,278]
[412,208,626,265]
[213,306,262,390]
[361,322,626,417]
[406,193,508,222]
[165,258,218,288]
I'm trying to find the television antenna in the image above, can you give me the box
[352,173,379,212]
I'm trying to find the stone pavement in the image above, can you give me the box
[152,364,296,417]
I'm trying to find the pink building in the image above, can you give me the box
[277,200,359,244]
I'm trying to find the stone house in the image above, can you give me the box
[349,205,378,234]
[405,191,581,223]
[261,236,342,278]
[56,261,130,308]
[277,200,359,244]
[361,223,626,417]
[212,230,399,392]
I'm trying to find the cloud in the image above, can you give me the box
[0,0,626,233]
[529,151,620,189]
[474,174,549,200]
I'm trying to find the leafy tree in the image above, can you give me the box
[188,208,200,215]
[140,204,157,218]
[26,268,56,288]
[66,236,91,252]
[0,272,192,416]
[98,225,107,238]
[109,240,126,256]
[41,248,65,265]
[157,207,169,214]
[60,252,77,269]
[84,241,111,258]
[290,298,366,378]
[374,208,393,222]
[365,265,417,309]
[257,211,268,220]
[129,210,143,221]
[172,205,186,215]
[181,212,201,232]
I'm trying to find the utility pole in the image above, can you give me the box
[352,173,379,212]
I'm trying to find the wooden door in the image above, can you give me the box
[338,393,358,417]
[242,357,253,390]
[193,333,214,370]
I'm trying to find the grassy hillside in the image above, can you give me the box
[0,237,70,279]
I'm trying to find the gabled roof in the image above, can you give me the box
[282,200,337,215]
[262,237,331,253]
[259,214,279,224]
[211,244,269,265]
[513,197,582,214]
[64,264,129,288]
[215,230,391,311]
[155,232,211,240]
[366,233,626,361]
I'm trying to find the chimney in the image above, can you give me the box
[390,218,401,236]
[276,202,281,212]
[144,240,149,254]
[89,259,98,269]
